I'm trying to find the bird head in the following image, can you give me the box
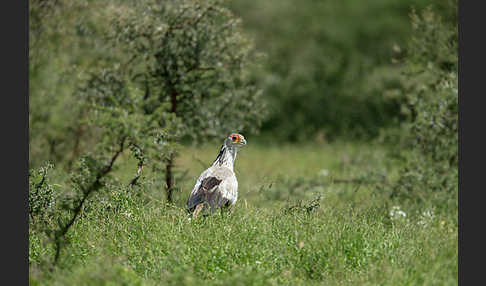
[225,133,247,147]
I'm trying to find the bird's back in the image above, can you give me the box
[187,165,238,212]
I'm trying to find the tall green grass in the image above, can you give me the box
[29,142,457,285]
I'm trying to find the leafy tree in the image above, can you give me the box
[92,0,265,202]
[389,0,458,211]
[30,0,265,201]
[29,0,117,168]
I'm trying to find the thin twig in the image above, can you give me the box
[53,136,126,266]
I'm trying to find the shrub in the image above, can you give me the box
[29,0,115,168]
[389,1,458,211]
[29,162,56,223]
[84,0,266,202]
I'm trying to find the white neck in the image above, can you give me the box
[212,144,237,170]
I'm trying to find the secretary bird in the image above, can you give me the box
[187,133,247,219]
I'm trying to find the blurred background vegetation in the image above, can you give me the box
[30,0,456,165]
[29,0,457,283]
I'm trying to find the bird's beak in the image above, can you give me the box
[240,138,247,145]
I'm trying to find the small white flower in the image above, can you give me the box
[255,261,262,265]
[417,209,434,226]
[422,210,434,218]
[318,169,329,176]
[389,206,407,221]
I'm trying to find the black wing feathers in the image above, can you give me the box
[187,176,229,212]
[202,177,222,190]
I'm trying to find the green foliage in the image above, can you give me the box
[403,5,458,162]
[282,195,322,216]
[29,0,268,268]
[29,162,56,222]
[76,0,266,201]
[30,189,457,285]
[230,0,442,141]
[105,0,265,140]
[389,1,458,210]
[29,0,266,169]
[29,0,458,284]
[29,0,115,168]
[29,141,457,285]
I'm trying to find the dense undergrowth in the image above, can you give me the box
[29,143,457,285]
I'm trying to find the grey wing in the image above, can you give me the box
[187,168,211,204]
[187,176,228,211]
[187,167,237,212]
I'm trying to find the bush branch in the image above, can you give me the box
[53,136,127,266]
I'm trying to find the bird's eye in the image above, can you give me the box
[232,136,237,141]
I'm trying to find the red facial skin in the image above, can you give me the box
[230,134,240,143]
